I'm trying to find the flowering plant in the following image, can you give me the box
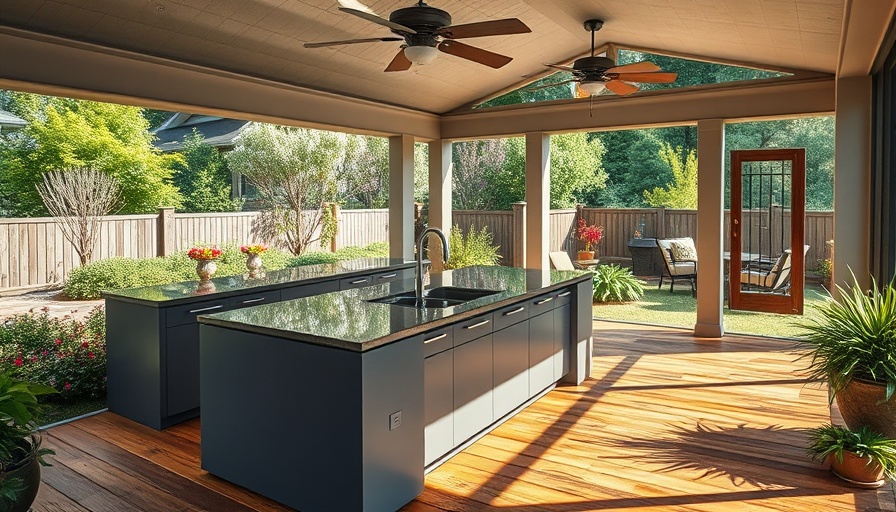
[240,243,268,255]
[576,218,604,251]
[187,245,222,260]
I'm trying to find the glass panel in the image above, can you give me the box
[738,159,793,297]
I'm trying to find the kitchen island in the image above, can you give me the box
[103,258,414,429]
[197,266,593,512]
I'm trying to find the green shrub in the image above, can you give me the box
[592,264,644,303]
[0,307,106,400]
[288,242,390,267]
[807,424,896,480]
[289,251,340,267]
[445,226,501,269]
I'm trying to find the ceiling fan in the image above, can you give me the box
[536,19,678,97]
[304,0,531,72]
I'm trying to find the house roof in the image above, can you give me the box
[0,108,26,130]
[0,0,849,115]
[152,114,251,152]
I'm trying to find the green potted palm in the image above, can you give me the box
[807,424,896,487]
[800,274,896,437]
[0,373,56,512]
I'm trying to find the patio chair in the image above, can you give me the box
[739,245,809,294]
[656,238,697,297]
[549,251,577,271]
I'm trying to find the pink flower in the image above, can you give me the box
[88,352,95,359]
[54,339,62,345]
[41,350,49,356]
[63,382,71,391]
[14,357,23,367]
[30,356,38,362]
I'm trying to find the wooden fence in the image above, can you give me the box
[0,206,835,290]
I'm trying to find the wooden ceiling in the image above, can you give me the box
[0,0,845,114]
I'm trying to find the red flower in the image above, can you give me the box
[576,218,604,251]
[187,246,223,261]
[81,342,90,349]
[14,357,22,367]
[41,350,49,356]
[30,356,38,362]
[88,352,95,359]
[63,382,71,391]
[54,339,62,345]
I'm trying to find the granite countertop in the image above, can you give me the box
[101,258,413,306]
[198,266,590,352]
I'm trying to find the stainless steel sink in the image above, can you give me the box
[368,286,502,309]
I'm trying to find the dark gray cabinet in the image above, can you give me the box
[165,323,201,417]
[453,333,494,445]
[493,320,529,420]
[424,348,453,466]
[529,308,554,396]
[554,302,571,380]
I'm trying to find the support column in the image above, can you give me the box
[512,202,527,268]
[834,76,872,294]
[428,140,452,271]
[525,133,550,270]
[694,119,725,338]
[389,134,415,261]
[157,207,175,257]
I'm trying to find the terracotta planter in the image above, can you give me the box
[577,251,595,261]
[3,456,42,512]
[829,451,886,488]
[835,379,896,438]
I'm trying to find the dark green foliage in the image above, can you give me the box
[171,130,242,213]
[142,109,175,130]
[445,226,501,269]
[799,274,896,400]
[288,252,340,266]
[807,424,896,480]
[287,242,389,267]
[592,265,644,303]
[0,308,106,400]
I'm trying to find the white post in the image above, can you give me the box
[428,140,453,271]
[694,119,725,338]
[525,133,550,270]
[389,134,415,261]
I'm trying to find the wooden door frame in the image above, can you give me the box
[729,148,806,314]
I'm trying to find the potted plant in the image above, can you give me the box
[187,245,223,283]
[800,274,896,437]
[240,243,268,278]
[807,424,896,487]
[0,373,56,511]
[576,218,603,261]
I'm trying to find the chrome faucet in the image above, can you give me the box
[416,227,450,305]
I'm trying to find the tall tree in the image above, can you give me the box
[643,143,698,208]
[0,93,182,215]
[453,139,506,210]
[228,124,347,255]
[587,130,670,207]
[172,130,242,213]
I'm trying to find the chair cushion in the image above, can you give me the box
[670,239,697,261]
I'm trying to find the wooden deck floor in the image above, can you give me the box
[33,322,896,512]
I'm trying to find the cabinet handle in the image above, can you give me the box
[188,304,224,314]
[464,319,490,330]
[350,278,370,284]
[241,297,266,304]
[424,333,448,344]
[556,291,572,298]
[535,297,553,305]
[378,273,397,279]
[504,306,525,316]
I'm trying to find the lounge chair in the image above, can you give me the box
[550,251,597,271]
[740,245,808,293]
[656,238,697,296]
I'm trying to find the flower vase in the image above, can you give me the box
[196,259,217,282]
[246,253,263,278]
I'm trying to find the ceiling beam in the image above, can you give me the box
[0,27,440,140]
[440,78,835,140]
[839,0,896,77]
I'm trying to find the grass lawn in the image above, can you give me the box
[593,281,829,339]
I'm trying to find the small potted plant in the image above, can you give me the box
[0,373,56,511]
[799,273,896,437]
[576,218,603,261]
[187,245,223,283]
[807,424,896,488]
[240,243,268,278]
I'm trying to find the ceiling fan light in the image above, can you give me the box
[579,81,606,96]
[404,45,439,65]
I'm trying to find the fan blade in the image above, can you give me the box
[575,83,591,99]
[438,40,512,69]
[611,72,678,84]
[437,18,531,39]
[605,80,640,95]
[304,37,402,48]
[605,61,661,73]
[338,7,417,34]
[546,63,576,72]
[527,79,577,91]
[384,49,412,72]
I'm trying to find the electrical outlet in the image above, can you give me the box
[389,411,402,430]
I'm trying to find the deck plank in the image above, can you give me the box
[31,321,896,512]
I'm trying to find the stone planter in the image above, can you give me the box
[246,253,263,278]
[195,259,217,283]
[836,378,896,438]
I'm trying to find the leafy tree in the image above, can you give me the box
[0,93,182,215]
[453,139,506,210]
[142,109,175,130]
[172,130,242,212]
[227,124,347,255]
[339,135,389,209]
[586,129,670,207]
[644,143,698,208]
